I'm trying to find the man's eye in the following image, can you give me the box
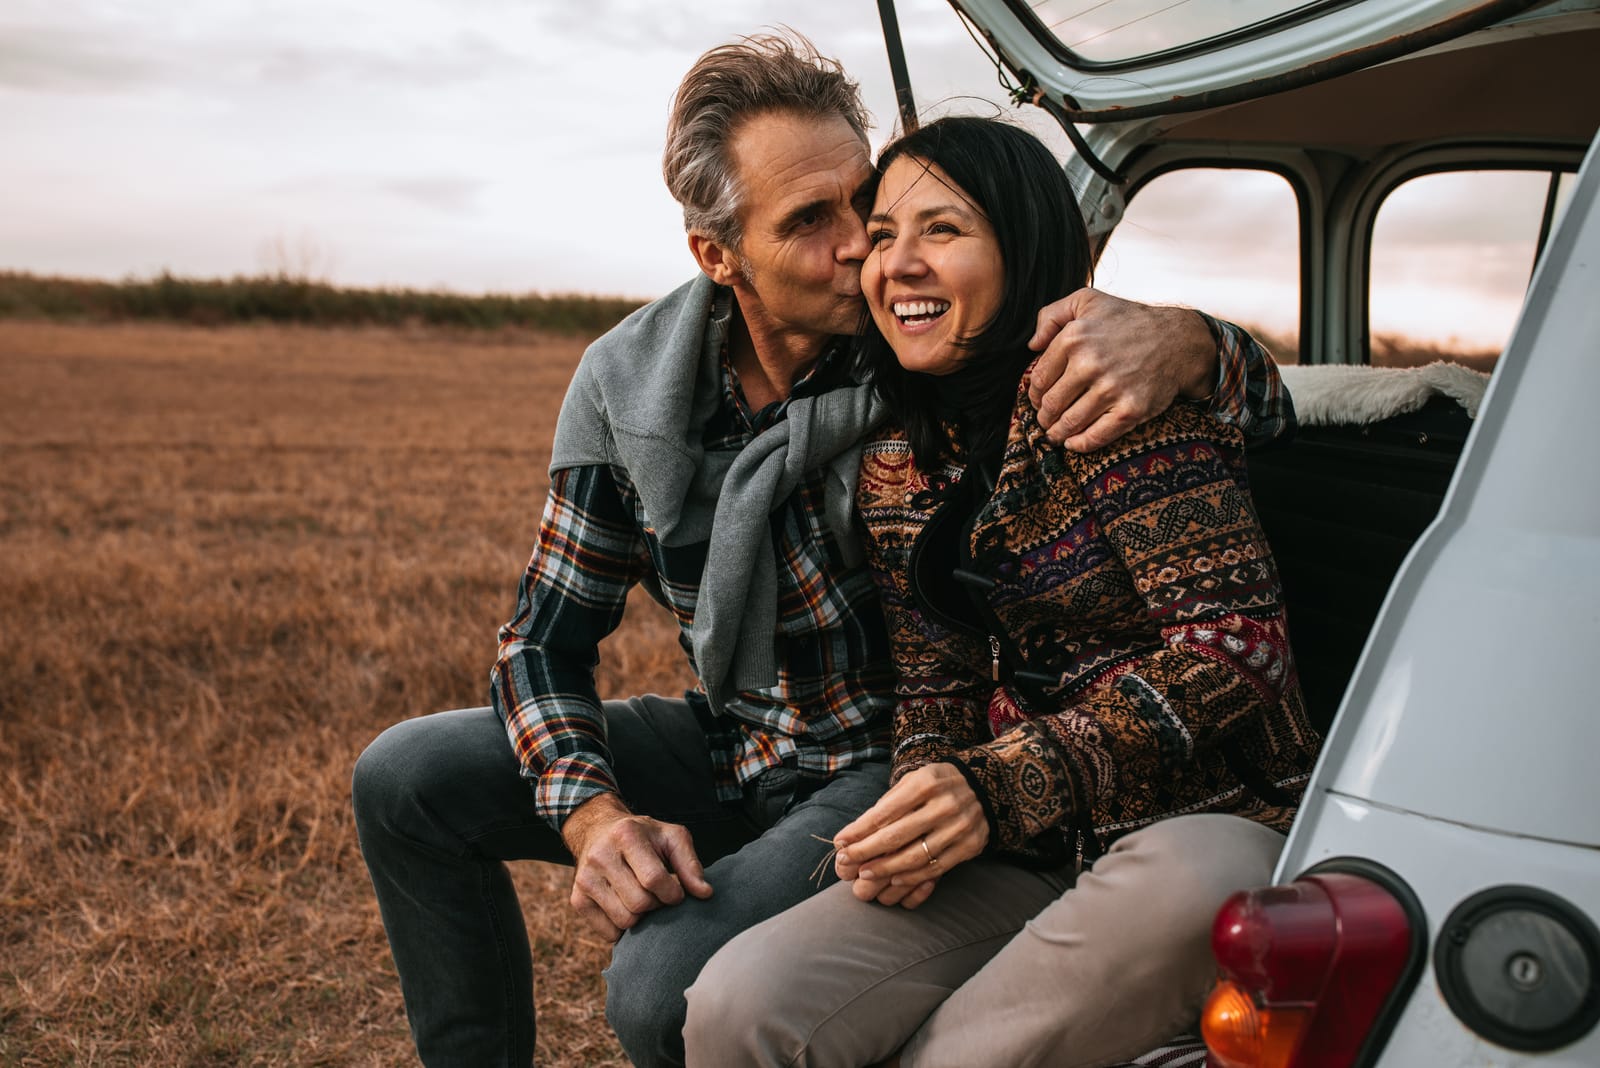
[794,211,823,230]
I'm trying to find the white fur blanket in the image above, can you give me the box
[1278,361,1491,426]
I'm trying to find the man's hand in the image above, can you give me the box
[1027,288,1218,452]
[560,793,712,942]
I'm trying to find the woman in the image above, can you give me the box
[682,117,1321,1068]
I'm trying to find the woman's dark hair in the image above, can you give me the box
[853,116,1092,467]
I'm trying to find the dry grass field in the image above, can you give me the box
[0,320,695,1066]
[0,312,1499,1067]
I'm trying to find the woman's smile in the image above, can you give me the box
[890,298,952,333]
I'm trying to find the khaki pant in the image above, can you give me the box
[683,813,1284,1068]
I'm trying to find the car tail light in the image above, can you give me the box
[1202,863,1424,1068]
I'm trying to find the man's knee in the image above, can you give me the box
[351,708,525,856]
[604,914,707,1066]
[606,898,795,1067]
[351,719,418,836]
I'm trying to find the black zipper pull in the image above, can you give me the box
[989,635,1002,682]
[953,568,997,592]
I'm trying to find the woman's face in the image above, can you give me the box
[862,154,1005,377]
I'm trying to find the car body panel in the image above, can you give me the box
[1278,130,1600,858]
[1279,128,1600,1066]
[1284,794,1600,1065]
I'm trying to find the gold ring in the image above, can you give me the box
[920,836,939,867]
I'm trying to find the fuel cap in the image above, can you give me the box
[1435,886,1600,1052]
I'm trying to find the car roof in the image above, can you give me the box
[1148,21,1600,152]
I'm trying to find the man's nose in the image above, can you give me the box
[836,215,871,264]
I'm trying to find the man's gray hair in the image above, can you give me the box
[663,31,871,249]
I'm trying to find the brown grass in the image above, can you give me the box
[1226,326,1501,373]
[1370,333,1499,373]
[0,316,1500,1066]
[0,320,695,1066]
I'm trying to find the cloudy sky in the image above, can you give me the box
[0,0,1554,349]
[3,0,1027,292]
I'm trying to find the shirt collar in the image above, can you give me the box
[710,285,855,430]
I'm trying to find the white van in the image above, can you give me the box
[879,1,1600,1064]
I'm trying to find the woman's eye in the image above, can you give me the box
[867,229,893,246]
[928,222,958,236]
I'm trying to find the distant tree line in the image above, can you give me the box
[0,270,648,334]
[0,270,1496,370]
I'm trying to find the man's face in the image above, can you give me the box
[722,110,875,343]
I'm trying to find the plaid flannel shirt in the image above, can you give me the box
[491,337,897,829]
[1205,313,1295,447]
[490,302,1292,830]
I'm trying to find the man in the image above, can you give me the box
[352,31,1291,1068]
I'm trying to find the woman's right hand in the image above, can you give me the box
[851,870,941,909]
[833,762,988,904]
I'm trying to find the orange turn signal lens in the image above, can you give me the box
[1201,979,1312,1068]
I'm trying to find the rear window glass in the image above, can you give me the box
[1368,168,1576,372]
[1095,166,1301,363]
[1026,0,1325,64]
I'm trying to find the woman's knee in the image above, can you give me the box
[1109,814,1285,894]
[1072,814,1286,948]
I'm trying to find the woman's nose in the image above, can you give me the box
[880,236,925,278]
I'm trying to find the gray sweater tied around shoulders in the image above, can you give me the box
[549,274,885,713]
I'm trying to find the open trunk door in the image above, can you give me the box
[944,0,1545,123]
[885,0,1589,243]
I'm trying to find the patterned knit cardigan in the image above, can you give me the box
[856,384,1322,864]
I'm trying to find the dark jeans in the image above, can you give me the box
[351,698,888,1068]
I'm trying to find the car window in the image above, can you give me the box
[1027,0,1324,64]
[1095,166,1301,363]
[1368,168,1577,372]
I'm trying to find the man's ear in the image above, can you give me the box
[688,232,743,287]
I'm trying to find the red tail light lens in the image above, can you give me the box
[1202,868,1423,1068]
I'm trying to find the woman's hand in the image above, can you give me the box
[834,763,988,906]
[849,870,942,909]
